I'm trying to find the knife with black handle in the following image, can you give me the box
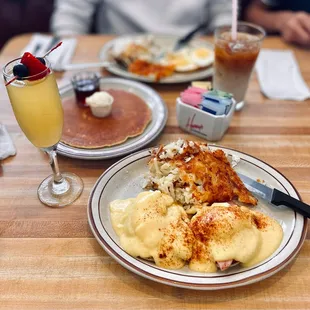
[238,172,310,218]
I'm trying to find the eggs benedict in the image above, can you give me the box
[110,190,195,269]
[109,193,283,273]
[189,203,283,272]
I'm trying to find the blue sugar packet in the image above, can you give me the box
[200,90,233,115]
[200,99,226,115]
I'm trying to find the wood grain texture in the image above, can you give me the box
[0,238,310,309]
[1,34,310,309]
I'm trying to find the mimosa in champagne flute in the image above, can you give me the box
[3,48,83,207]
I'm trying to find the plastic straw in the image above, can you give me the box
[231,0,238,41]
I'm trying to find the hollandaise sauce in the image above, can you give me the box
[110,191,194,269]
[189,205,283,272]
[110,193,283,273]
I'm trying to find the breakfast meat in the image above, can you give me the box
[147,139,257,208]
[128,60,175,81]
[216,260,234,271]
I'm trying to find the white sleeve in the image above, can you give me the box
[207,0,233,32]
[50,0,102,36]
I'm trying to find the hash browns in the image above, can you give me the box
[147,140,257,207]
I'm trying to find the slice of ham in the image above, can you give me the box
[217,260,233,271]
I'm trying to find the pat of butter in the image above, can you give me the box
[85,91,114,118]
[191,81,212,90]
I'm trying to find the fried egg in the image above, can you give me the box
[191,47,214,68]
[162,47,214,72]
[162,49,198,72]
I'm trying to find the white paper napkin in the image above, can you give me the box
[0,124,16,160]
[256,49,310,101]
[21,34,77,70]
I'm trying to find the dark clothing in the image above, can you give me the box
[0,0,54,50]
[263,0,310,12]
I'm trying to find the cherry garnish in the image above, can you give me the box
[5,41,63,86]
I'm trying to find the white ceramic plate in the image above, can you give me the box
[99,34,214,84]
[57,78,167,160]
[88,146,307,290]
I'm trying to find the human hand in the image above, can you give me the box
[277,12,310,47]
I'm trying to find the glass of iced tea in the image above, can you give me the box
[213,22,265,111]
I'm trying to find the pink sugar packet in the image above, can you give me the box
[180,86,207,107]
[180,92,201,107]
[186,87,206,94]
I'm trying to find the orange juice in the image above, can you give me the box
[6,73,63,148]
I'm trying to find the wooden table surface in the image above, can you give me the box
[0,35,310,309]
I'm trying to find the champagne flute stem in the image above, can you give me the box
[42,146,70,195]
[47,148,63,183]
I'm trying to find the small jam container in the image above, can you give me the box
[71,72,100,107]
[176,97,236,141]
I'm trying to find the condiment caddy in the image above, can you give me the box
[176,82,236,141]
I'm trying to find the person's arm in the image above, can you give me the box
[245,0,310,46]
[207,0,233,32]
[50,0,102,37]
[244,0,293,32]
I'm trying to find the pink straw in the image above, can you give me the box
[231,0,238,41]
